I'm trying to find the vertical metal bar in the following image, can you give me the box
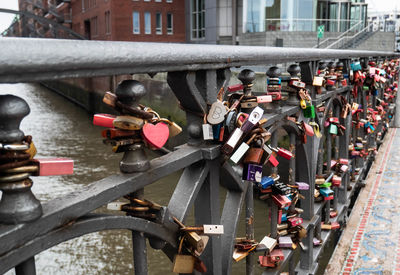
[332,106,340,211]
[194,159,221,275]
[289,133,296,185]
[15,257,36,275]
[131,189,148,275]
[270,130,278,239]
[245,182,254,275]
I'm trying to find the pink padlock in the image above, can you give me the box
[32,158,74,176]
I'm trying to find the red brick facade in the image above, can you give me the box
[71,0,186,42]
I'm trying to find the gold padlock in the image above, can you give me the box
[172,237,195,274]
[113,115,144,130]
[159,118,182,137]
[25,141,37,159]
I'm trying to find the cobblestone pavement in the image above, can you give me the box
[329,128,400,275]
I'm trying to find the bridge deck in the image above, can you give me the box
[326,128,400,274]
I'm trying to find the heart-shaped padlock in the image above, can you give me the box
[142,122,169,149]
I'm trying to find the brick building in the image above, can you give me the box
[16,0,186,42]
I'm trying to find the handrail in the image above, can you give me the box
[313,21,363,48]
[327,22,374,49]
[0,37,398,83]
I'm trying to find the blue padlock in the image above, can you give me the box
[260,176,274,189]
[212,123,222,140]
[373,89,379,96]
[319,188,333,197]
[281,213,287,222]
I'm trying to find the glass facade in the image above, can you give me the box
[243,0,367,33]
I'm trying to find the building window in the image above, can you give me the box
[191,0,205,39]
[144,0,150,1]
[82,0,85,11]
[166,0,172,2]
[92,16,98,36]
[105,11,111,34]
[156,12,162,34]
[155,0,161,2]
[133,11,140,34]
[144,12,151,34]
[167,13,173,34]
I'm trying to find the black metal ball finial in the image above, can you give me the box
[318,62,327,71]
[266,66,281,78]
[287,64,301,78]
[238,69,256,85]
[116,80,147,106]
[0,95,30,143]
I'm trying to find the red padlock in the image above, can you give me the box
[227,84,244,92]
[93,114,116,128]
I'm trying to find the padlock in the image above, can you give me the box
[268,248,284,263]
[303,105,315,118]
[242,163,263,182]
[159,118,182,137]
[272,181,292,195]
[313,238,322,246]
[297,227,307,239]
[224,110,238,134]
[288,217,303,227]
[272,194,291,208]
[341,79,347,87]
[329,124,338,135]
[243,147,264,164]
[302,122,314,136]
[241,100,258,109]
[227,84,244,92]
[289,80,306,89]
[268,92,282,100]
[229,133,257,164]
[31,158,74,176]
[278,236,293,248]
[202,115,214,141]
[221,128,243,154]
[313,76,324,87]
[268,145,293,160]
[258,255,276,267]
[113,115,144,130]
[207,101,227,125]
[257,95,273,103]
[332,175,341,187]
[257,236,277,252]
[172,238,195,274]
[295,182,309,190]
[102,129,136,139]
[212,124,222,140]
[260,175,280,189]
[93,113,116,128]
[319,188,333,198]
[142,122,169,149]
[25,140,37,159]
[241,107,264,133]
[203,225,224,235]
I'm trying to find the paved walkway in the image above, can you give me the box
[327,128,400,275]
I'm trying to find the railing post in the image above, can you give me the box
[0,95,41,275]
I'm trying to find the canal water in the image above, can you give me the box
[1,83,278,275]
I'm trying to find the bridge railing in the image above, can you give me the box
[0,37,399,275]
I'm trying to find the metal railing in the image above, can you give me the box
[244,18,362,33]
[313,21,364,49]
[0,37,399,275]
[326,22,375,49]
